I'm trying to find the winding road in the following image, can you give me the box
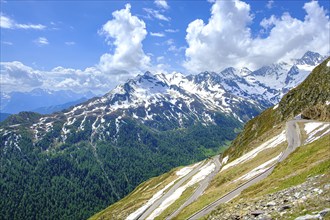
[187,119,304,220]
[166,155,222,220]
[136,155,221,220]
[134,119,305,220]
[136,162,205,219]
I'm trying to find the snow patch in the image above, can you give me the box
[175,162,201,176]
[79,116,87,131]
[234,153,282,182]
[304,122,330,144]
[66,117,76,126]
[92,117,100,130]
[222,156,229,165]
[327,61,330,67]
[221,130,286,171]
[304,122,325,134]
[273,104,278,110]
[126,175,180,220]
[296,64,315,72]
[147,162,216,219]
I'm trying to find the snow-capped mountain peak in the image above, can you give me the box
[24,51,326,144]
[295,51,325,66]
[239,67,252,77]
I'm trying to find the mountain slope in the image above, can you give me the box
[208,133,330,219]
[0,72,256,219]
[0,113,11,122]
[31,97,90,114]
[90,57,330,220]
[0,53,326,220]
[225,56,330,161]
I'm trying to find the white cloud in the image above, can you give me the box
[156,56,165,62]
[169,45,185,53]
[44,66,111,93]
[260,15,277,29]
[150,32,165,37]
[165,39,174,45]
[165,29,179,33]
[2,41,13,45]
[98,4,150,75]
[0,14,46,30]
[0,61,43,92]
[184,0,330,73]
[15,24,46,29]
[65,41,76,46]
[143,8,170,21]
[0,15,14,28]
[34,37,49,46]
[266,0,274,9]
[0,61,116,94]
[154,0,169,10]
[0,4,154,94]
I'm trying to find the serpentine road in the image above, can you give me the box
[166,155,222,220]
[136,162,205,220]
[137,156,221,220]
[187,119,304,220]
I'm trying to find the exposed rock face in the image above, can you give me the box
[208,174,330,220]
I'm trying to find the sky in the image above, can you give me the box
[1,0,329,94]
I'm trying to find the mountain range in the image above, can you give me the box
[91,56,330,220]
[0,88,95,114]
[0,51,327,220]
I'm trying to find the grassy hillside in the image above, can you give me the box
[225,57,330,161]
[207,133,330,219]
[89,167,181,220]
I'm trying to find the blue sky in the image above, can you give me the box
[1,0,329,94]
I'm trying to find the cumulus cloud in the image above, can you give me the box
[43,66,110,93]
[184,0,330,73]
[98,4,150,75]
[154,0,169,10]
[1,4,154,94]
[0,61,43,92]
[0,14,46,30]
[0,62,116,94]
[34,37,49,46]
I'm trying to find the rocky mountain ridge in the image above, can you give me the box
[23,51,326,144]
